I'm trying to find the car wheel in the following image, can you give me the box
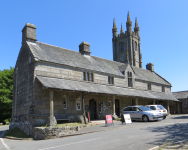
[163,116,166,119]
[142,115,149,122]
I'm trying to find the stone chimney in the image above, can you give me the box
[22,23,37,45]
[146,63,154,72]
[79,42,91,55]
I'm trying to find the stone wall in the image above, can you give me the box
[12,43,35,117]
[180,99,188,113]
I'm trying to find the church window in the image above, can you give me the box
[134,42,137,51]
[76,99,81,110]
[162,86,165,92]
[63,95,67,109]
[119,43,124,54]
[128,72,133,87]
[148,83,151,90]
[83,72,86,81]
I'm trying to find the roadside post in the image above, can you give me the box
[122,114,132,124]
[105,115,114,126]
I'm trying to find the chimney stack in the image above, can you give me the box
[146,63,154,72]
[22,23,37,44]
[79,42,91,55]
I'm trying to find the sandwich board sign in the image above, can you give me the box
[105,115,114,126]
[122,114,132,124]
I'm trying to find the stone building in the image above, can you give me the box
[172,91,188,114]
[11,12,179,128]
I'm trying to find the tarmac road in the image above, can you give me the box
[1,114,188,150]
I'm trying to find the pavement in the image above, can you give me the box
[1,115,188,150]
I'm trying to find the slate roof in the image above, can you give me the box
[172,91,188,99]
[132,66,171,86]
[27,41,171,86]
[36,76,178,101]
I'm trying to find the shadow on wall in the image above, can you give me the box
[143,123,188,146]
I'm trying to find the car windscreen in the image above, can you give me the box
[157,105,165,110]
[139,106,152,111]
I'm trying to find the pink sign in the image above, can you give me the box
[106,115,113,124]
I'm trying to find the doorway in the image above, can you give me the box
[89,99,97,120]
[115,99,120,116]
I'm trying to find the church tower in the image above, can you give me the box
[112,12,142,68]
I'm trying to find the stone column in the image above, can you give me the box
[167,101,170,114]
[47,90,57,126]
[177,102,180,114]
[82,93,86,124]
[113,96,115,115]
[135,98,138,105]
[153,100,155,105]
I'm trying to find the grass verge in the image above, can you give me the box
[56,122,83,127]
[4,127,33,138]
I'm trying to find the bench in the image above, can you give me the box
[54,114,70,122]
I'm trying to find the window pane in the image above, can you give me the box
[91,73,93,82]
[87,73,89,81]
[83,72,86,80]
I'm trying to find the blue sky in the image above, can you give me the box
[0,0,187,92]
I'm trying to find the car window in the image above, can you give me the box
[157,105,165,110]
[150,106,156,110]
[139,106,152,111]
[132,107,139,111]
[123,107,132,111]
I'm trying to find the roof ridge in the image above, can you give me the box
[36,41,79,53]
[153,71,172,86]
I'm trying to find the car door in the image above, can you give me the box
[122,107,133,117]
[132,107,142,120]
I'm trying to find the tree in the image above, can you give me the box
[0,67,14,123]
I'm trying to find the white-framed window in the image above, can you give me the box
[63,95,67,109]
[76,99,81,110]
[29,56,31,64]
[109,101,111,107]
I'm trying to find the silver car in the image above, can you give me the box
[120,106,163,122]
[146,105,168,119]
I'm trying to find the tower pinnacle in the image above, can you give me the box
[120,23,124,34]
[113,18,117,29]
[112,18,117,38]
[134,17,139,35]
[126,11,132,26]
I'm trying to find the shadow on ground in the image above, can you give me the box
[171,116,188,119]
[143,123,188,146]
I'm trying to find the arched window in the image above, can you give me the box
[134,41,137,51]
[127,72,133,87]
[119,43,124,54]
[63,95,67,109]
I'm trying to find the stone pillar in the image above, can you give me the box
[153,100,155,105]
[177,102,180,114]
[135,98,138,105]
[113,96,115,115]
[167,101,170,114]
[82,93,86,124]
[47,90,57,126]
